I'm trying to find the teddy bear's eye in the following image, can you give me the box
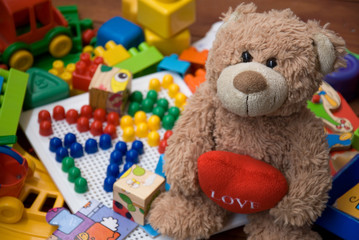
[241,51,252,63]
[266,58,277,68]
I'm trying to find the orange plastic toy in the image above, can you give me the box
[179,47,208,73]
[184,68,206,93]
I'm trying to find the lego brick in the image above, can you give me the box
[89,65,132,114]
[115,42,163,78]
[144,27,190,56]
[0,68,28,136]
[113,164,165,225]
[184,68,206,93]
[24,68,70,110]
[137,0,196,38]
[97,16,144,49]
[94,41,131,67]
[122,0,139,24]
[179,46,208,73]
[72,53,104,91]
[157,54,190,77]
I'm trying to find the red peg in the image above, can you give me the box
[39,120,53,136]
[94,108,106,122]
[158,139,168,154]
[164,130,173,140]
[107,112,120,126]
[53,105,65,121]
[104,124,117,139]
[80,105,93,118]
[66,109,79,124]
[90,120,103,136]
[77,117,90,132]
[38,109,51,123]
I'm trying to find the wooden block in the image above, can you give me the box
[113,165,165,225]
[89,65,132,114]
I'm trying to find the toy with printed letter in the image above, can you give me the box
[148,3,347,239]
[46,199,137,240]
[89,65,132,114]
[316,155,359,240]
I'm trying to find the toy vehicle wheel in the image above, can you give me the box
[49,34,73,58]
[9,49,34,71]
[0,196,24,223]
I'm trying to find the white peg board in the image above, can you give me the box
[20,71,247,239]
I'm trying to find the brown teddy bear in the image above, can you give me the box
[148,3,346,240]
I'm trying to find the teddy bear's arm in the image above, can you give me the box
[269,122,331,227]
[163,82,217,196]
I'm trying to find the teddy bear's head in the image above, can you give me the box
[206,3,346,117]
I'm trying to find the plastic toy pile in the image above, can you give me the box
[1,0,359,239]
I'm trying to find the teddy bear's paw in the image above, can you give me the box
[148,192,228,240]
[245,211,322,240]
[269,197,320,227]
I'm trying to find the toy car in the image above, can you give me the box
[0,0,94,71]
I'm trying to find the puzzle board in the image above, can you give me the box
[20,71,247,239]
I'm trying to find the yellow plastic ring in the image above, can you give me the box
[49,35,72,58]
[9,50,34,71]
[0,196,24,223]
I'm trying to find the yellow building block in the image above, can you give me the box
[336,183,359,219]
[137,0,196,39]
[122,0,138,24]
[144,27,190,55]
[94,41,131,66]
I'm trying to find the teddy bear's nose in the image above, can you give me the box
[233,71,268,94]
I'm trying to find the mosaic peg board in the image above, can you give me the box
[20,71,247,239]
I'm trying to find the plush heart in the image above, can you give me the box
[197,151,288,214]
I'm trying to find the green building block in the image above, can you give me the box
[352,128,359,151]
[115,42,163,78]
[57,5,94,53]
[24,68,70,110]
[0,68,28,137]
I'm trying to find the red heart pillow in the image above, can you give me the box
[198,151,288,214]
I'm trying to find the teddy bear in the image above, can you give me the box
[148,3,346,240]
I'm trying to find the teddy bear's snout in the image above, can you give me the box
[233,71,268,94]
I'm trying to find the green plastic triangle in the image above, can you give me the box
[24,68,70,110]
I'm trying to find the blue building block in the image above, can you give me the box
[97,16,145,49]
[154,154,170,191]
[315,154,359,240]
[157,54,190,77]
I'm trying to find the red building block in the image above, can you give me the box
[179,47,208,73]
[72,53,104,91]
[184,68,206,93]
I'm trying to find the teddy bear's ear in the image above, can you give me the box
[313,33,336,75]
[309,21,347,75]
[221,3,257,24]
